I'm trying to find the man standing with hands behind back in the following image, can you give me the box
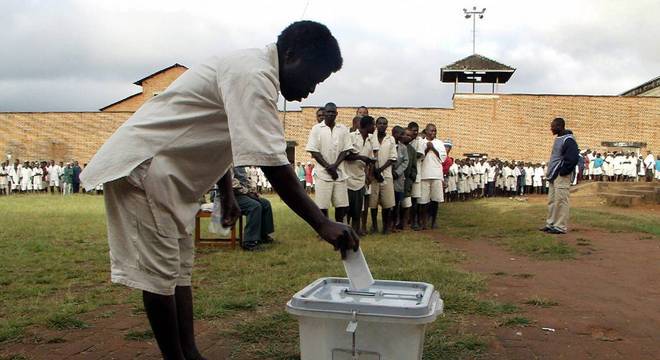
[540,117,579,235]
[81,21,358,360]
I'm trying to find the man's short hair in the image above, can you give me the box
[552,117,565,128]
[407,121,419,130]
[316,107,324,113]
[277,21,343,73]
[392,126,404,136]
[324,102,337,111]
[359,115,375,129]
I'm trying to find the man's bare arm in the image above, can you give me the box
[262,164,359,258]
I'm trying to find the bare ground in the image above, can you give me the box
[438,226,660,359]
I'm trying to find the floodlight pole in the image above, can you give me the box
[463,6,486,54]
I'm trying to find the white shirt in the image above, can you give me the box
[305,122,352,182]
[534,167,545,179]
[474,162,484,175]
[644,154,655,169]
[525,167,534,181]
[81,43,289,237]
[345,131,379,191]
[485,163,496,182]
[411,137,423,183]
[418,138,447,180]
[374,134,397,179]
[449,163,459,177]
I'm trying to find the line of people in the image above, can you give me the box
[0,160,103,195]
[302,104,660,237]
[578,150,659,183]
[305,103,449,234]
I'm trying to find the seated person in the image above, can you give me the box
[233,166,275,250]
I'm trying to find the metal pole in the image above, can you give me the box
[473,15,476,54]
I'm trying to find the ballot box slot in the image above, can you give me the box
[342,288,424,304]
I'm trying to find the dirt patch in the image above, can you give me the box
[0,304,234,359]
[438,227,660,359]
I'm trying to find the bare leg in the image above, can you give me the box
[370,208,378,233]
[382,208,392,234]
[143,291,185,360]
[175,286,206,360]
[419,204,428,230]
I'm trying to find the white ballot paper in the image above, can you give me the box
[342,247,375,290]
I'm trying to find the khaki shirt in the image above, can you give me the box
[80,44,289,237]
[305,122,352,182]
[375,134,398,179]
[345,131,379,191]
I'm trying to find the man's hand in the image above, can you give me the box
[220,195,241,227]
[426,142,434,150]
[326,165,339,180]
[359,155,374,164]
[317,219,360,259]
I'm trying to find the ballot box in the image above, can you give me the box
[286,277,443,360]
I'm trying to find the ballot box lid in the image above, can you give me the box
[286,277,442,321]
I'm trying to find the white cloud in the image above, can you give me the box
[1,0,658,111]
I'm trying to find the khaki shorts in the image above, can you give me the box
[104,178,194,296]
[315,179,349,209]
[411,181,421,198]
[369,180,395,209]
[401,196,412,208]
[419,179,444,204]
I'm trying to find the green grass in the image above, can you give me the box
[438,199,577,260]
[572,208,660,236]
[124,329,154,341]
[523,297,559,308]
[46,313,89,330]
[1,194,657,359]
[499,316,533,327]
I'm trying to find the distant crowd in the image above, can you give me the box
[0,160,104,195]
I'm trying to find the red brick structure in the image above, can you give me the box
[1,65,658,164]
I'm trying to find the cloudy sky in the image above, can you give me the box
[1,0,658,112]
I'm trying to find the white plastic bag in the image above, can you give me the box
[208,196,232,237]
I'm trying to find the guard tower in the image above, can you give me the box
[441,54,516,94]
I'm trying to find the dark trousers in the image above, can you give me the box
[72,181,80,193]
[486,181,495,196]
[236,195,274,247]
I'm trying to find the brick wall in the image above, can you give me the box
[0,112,132,163]
[1,94,658,165]
[289,94,660,164]
[101,66,187,112]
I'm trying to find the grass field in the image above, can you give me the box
[1,194,658,359]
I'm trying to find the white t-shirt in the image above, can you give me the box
[644,154,655,169]
[417,138,447,180]
[344,131,379,191]
[81,43,290,237]
[305,122,353,182]
[411,137,423,183]
[374,134,398,179]
[485,163,496,182]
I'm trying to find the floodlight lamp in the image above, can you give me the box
[472,6,476,10]
[463,8,467,12]
[465,14,471,18]
[483,8,486,11]
[479,14,483,18]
